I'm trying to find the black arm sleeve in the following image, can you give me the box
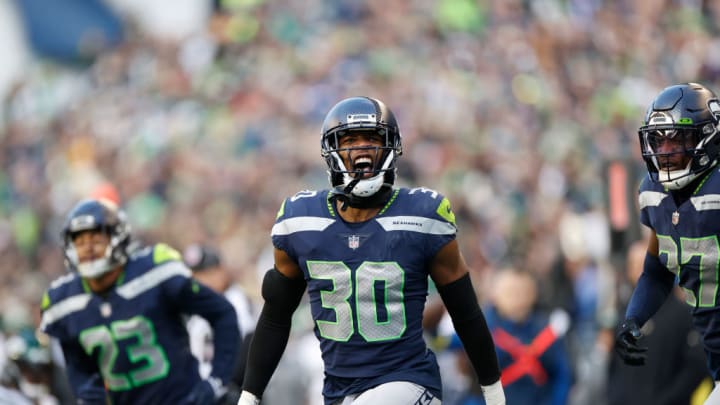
[625,252,675,326]
[437,273,501,385]
[242,268,306,397]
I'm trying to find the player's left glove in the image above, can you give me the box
[481,380,505,405]
[236,391,260,405]
[188,376,227,405]
[615,318,647,366]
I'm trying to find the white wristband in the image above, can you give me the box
[237,391,260,405]
[481,380,506,405]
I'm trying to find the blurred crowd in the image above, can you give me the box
[2,0,720,404]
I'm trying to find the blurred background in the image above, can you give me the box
[0,0,718,404]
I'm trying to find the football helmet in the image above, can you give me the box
[321,96,402,199]
[62,199,131,278]
[639,83,720,190]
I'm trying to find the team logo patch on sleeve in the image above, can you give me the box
[436,197,456,226]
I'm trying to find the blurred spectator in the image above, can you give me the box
[448,267,572,405]
[89,181,121,206]
[607,239,708,405]
[0,326,71,405]
[184,243,258,401]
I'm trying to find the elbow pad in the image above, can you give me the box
[261,267,307,323]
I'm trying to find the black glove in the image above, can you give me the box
[615,318,647,366]
[187,377,225,405]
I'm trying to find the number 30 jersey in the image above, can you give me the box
[40,244,240,404]
[272,187,457,401]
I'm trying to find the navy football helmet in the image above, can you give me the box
[62,199,131,278]
[639,83,720,189]
[321,97,402,198]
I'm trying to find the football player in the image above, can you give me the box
[615,83,720,403]
[238,97,504,404]
[40,199,241,404]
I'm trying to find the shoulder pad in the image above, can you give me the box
[41,291,51,311]
[638,174,661,193]
[276,190,327,220]
[153,243,182,264]
[42,273,81,311]
[402,187,456,226]
[435,196,456,226]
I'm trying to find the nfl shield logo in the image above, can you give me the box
[348,235,360,250]
[672,211,680,225]
[100,302,112,318]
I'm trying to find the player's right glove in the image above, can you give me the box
[614,318,647,366]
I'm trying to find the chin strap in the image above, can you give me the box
[329,183,392,211]
[333,179,361,211]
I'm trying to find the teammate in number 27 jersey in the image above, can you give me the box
[616,83,720,404]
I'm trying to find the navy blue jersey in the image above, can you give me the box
[639,169,720,377]
[272,187,457,401]
[40,243,240,404]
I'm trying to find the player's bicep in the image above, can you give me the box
[647,229,659,256]
[429,239,470,287]
[273,247,303,280]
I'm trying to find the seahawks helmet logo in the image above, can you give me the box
[648,111,673,126]
[346,113,376,124]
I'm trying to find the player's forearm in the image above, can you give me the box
[625,252,675,325]
[209,308,242,383]
[242,268,305,396]
[438,273,501,385]
[186,283,242,383]
[241,309,293,396]
[68,369,108,403]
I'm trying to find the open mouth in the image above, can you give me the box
[352,157,374,177]
[657,154,687,171]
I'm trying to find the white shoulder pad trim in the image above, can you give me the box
[691,194,720,211]
[271,217,335,236]
[49,273,77,290]
[638,191,667,210]
[40,294,91,331]
[376,216,456,235]
[117,261,191,300]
